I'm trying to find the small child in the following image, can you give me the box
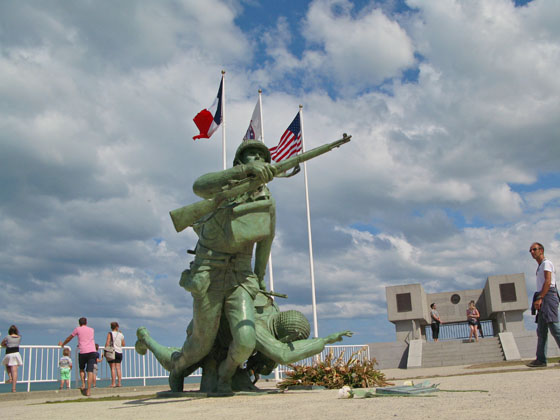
[93,343,103,388]
[59,348,72,389]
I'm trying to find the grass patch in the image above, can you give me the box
[466,360,529,369]
[45,394,157,404]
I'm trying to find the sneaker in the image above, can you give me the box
[527,360,547,368]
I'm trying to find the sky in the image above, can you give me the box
[1,0,559,351]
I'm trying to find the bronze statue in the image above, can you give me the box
[135,292,352,392]
[137,135,351,393]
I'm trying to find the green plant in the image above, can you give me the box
[278,346,392,389]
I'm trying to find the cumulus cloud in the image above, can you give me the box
[259,0,416,94]
[0,0,559,347]
[302,0,416,90]
[524,188,560,210]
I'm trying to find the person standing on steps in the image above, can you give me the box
[430,303,442,342]
[467,301,480,342]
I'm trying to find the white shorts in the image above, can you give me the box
[3,352,23,367]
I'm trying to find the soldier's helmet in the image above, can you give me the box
[233,140,271,166]
[274,310,311,343]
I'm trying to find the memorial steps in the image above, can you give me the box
[421,337,505,367]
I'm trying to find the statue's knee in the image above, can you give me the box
[182,335,214,359]
[232,330,256,359]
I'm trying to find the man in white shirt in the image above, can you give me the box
[528,242,560,367]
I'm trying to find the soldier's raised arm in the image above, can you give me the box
[192,165,248,199]
[193,141,276,199]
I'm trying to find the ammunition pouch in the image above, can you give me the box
[230,200,273,246]
[194,198,274,250]
[180,245,256,298]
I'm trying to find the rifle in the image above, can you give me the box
[261,290,288,299]
[170,133,351,232]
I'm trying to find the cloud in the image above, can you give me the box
[259,0,416,94]
[1,0,559,348]
[302,0,416,90]
[0,1,251,70]
[524,188,560,210]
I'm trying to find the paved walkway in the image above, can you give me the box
[0,363,557,419]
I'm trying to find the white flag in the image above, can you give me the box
[243,99,262,142]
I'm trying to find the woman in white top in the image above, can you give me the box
[2,325,23,392]
[466,301,480,343]
[106,322,125,387]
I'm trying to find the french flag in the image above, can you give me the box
[193,78,223,140]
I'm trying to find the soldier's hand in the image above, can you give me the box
[243,161,277,184]
[326,330,353,344]
[179,269,190,290]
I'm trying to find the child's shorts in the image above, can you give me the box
[60,367,71,381]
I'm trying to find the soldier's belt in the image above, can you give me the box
[194,244,252,268]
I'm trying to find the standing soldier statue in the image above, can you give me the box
[137,135,351,393]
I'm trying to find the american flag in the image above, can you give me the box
[269,113,302,162]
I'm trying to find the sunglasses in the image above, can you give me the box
[529,247,541,253]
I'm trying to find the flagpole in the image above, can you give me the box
[221,70,226,170]
[258,89,264,142]
[258,89,276,294]
[299,105,319,339]
[259,89,278,382]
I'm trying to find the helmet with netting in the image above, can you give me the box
[273,310,311,343]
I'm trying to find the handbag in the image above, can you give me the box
[104,332,116,361]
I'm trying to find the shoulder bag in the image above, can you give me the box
[104,332,116,361]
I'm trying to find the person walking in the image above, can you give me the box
[106,322,125,387]
[1,325,23,392]
[528,242,560,367]
[59,317,96,396]
[430,303,442,341]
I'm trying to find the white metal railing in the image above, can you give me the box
[425,320,494,341]
[1,345,71,392]
[276,344,370,377]
[79,346,202,389]
[2,344,367,392]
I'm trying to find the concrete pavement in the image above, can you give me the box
[1,366,558,420]
[0,360,551,404]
